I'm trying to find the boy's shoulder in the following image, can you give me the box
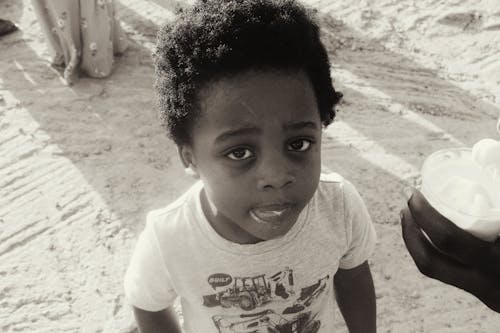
[314,172,346,204]
[319,172,344,184]
[317,171,359,202]
[145,181,202,227]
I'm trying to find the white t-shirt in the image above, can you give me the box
[124,173,376,332]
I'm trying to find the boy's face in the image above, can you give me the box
[182,70,322,244]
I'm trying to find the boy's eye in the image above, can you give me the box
[226,148,254,160]
[287,139,312,152]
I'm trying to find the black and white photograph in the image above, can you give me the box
[1,0,499,332]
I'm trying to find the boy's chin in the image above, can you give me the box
[247,219,298,242]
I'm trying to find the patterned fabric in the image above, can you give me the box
[32,0,127,84]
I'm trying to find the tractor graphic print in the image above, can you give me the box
[203,268,295,311]
[203,269,330,332]
[283,275,329,314]
[212,309,320,333]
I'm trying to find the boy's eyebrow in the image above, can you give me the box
[214,127,261,144]
[214,121,318,143]
[284,121,319,130]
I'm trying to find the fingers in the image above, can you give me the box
[401,207,500,313]
[488,238,500,277]
[401,206,471,283]
[407,188,490,266]
[401,206,454,278]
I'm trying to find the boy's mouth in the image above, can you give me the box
[250,204,293,225]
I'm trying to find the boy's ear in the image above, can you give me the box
[178,145,200,179]
[178,145,197,169]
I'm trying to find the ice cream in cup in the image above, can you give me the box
[420,139,500,242]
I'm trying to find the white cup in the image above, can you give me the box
[421,148,500,241]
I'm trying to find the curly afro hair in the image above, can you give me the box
[154,0,342,145]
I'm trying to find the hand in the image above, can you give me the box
[400,188,500,312]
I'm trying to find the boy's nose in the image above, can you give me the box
[256,156,296,191]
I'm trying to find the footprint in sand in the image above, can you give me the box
[484,23,500,31]
[436,11,500,32]
[436,11,483,31]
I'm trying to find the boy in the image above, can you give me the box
[124,0,377,332]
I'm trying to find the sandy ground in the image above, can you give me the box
[1,0,500,332]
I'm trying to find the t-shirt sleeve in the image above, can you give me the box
[123,211,178,311]
[338,180,377,270]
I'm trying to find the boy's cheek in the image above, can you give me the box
[222,162,254,178]
[207,182,252,210]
